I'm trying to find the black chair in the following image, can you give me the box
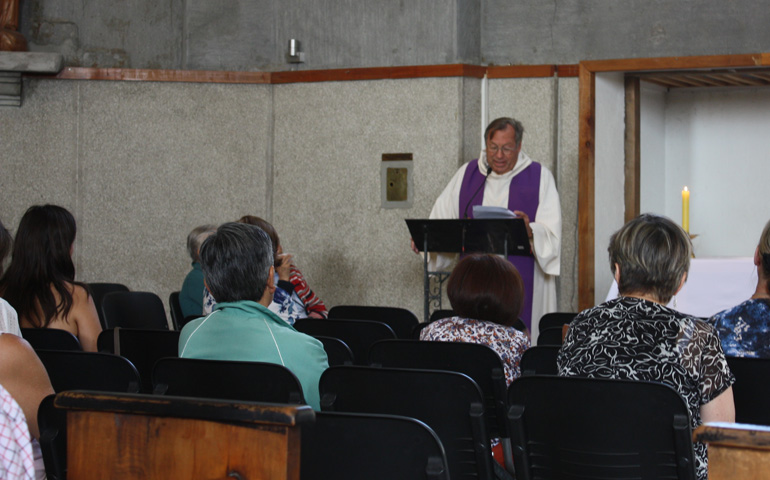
[519,345,560,376]
[536,326,564,346]
[328,305,419,339]
[38,394,66,480]
[101,290,169,330]
[36,349,141,393]
[87,282,129,329]
[313,335,354,366]
[368,339,512,470]
[152,357,305,404]
[726,356,770,425]
[294,318,396,365]
[301,411,449,480]
[507,376,696,480]
[21,328,82,351]
[320,365,494,480]
[537,311,577,331]
[411,321,432,339]
[97,328,180,393]
[169,291,184,330]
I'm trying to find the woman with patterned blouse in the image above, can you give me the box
[710,219,770,358]
[420,253,530,469]
[558,213,735,480]
[420,253,530,384]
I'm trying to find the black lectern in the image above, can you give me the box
[406,218,532,322]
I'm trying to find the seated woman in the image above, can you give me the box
[420,253,530,385]
[710,219,770,357]
[558,213,735,480]
[0,218,21,336]
[0,205,102,352]
[203,215,328,325]
[179,224,217,318]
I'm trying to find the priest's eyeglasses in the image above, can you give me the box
[486,145,517,156]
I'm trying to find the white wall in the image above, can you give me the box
[593,72,626,304]
[639,82,667,216]
[640,86,770,257]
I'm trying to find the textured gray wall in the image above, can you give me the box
[0,79,273,325]
[20,0,769,70]
[0,74,578,320]
[482,0,770,65]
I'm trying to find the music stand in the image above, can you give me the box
[406,218,532,322]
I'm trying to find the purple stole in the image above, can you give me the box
[458,159,541,330]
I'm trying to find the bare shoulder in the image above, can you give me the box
[70,283,92,303]
[0,334,36,366]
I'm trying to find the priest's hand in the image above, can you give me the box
[513,210,533,240]
[410,238,419,254]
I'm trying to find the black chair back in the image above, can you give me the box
[328,305,418,339]
[101,291,169,330]
[368,339,509,440]
[538,312,577,331]
[294,318,396,365]
[97,328,180,393]
[38,394,66,480]
[21,328,82,351]
[428,309,455,323]
[313,335,354,366]
[87,282,129,329]
[301,411,449,480]
[36,349,141,393]
[152,357,305,404]
[320,365,493,480]
[536,326,564,346]
[169,291,184,330]
[519,345,560,376]
[507,376,696,480]
[726,356,770,425]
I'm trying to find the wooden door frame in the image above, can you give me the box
[577,52,770,310]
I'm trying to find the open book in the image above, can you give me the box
[472,205,518,219]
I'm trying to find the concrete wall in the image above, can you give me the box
[19,0,770,70]
[0,74,579,322]
[1,78,273,323]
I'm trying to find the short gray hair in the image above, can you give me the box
[186,224,217,262]
[484,117,524,147]
[609,213,692,304]
[199,222,274,303]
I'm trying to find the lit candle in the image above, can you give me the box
[682,186,690,233]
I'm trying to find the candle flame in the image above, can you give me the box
[683,186,689,192]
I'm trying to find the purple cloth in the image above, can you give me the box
[458,159,541,330]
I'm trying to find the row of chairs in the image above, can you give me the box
[33,332,769,480]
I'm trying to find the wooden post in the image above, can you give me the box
[693,423,770,480]
[0,0,27,51]
[56,391,314,480]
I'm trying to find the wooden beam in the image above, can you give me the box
[50,67,271,84]
[624,77,640,223]
[578,63,596,310]
[581,53,767,73]
[486,65,554,79]
[270,64,486,84]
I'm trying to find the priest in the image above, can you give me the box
[414,117,561,342]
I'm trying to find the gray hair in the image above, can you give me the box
[484,117,524,147]
[759,219,770,288]
[609,213,692,305]
[199,222,274,303]
[186,224,217,262]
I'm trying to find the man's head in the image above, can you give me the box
[186,224,217,263]
[199,222,274,304]
[484,117,524,175]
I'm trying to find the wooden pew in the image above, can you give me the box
[55,390,314,480]
[693,422,770,480]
